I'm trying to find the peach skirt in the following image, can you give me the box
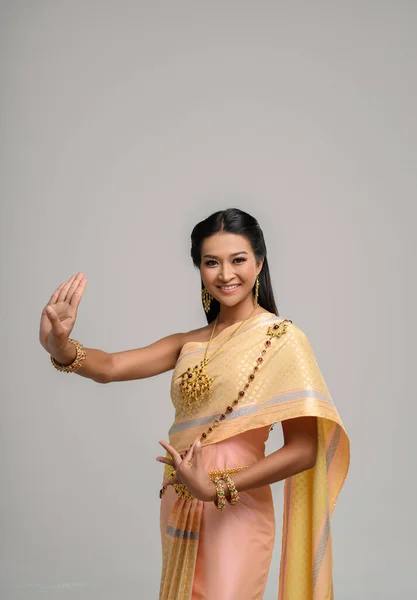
[159,425,276,600]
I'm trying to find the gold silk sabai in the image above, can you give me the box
[159,313,350,600]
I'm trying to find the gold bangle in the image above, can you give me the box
[159,461,249,500]
[213,476,227,510]
[220,471,240,505]
[50,339,87,373]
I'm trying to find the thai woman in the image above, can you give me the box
[40,208,350,599]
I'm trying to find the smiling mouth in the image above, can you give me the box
[217,284,241,290]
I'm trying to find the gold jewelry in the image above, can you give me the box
[50,339,87,373]
[213,477,227,510]
[220,471,239,505]
[254,276,259,307]
[160,463,249,500]
[159,485,167,498]
[187,460,193,466]
[201,287,212,313]
[159,319,293,501]
[185,318,291,445]
[179,304,259,414]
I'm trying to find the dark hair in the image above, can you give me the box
[190,208,279,323]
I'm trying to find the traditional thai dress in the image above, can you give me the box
[159,312,350,599]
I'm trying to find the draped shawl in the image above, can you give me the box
[164,312,350,599]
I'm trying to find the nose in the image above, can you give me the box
[218,263,235,283]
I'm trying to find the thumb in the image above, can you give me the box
[46,306,65,336]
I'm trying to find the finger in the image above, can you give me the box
[47,282,66,306]
[192,439,203,466]
[185,437,200,463]
[65,272,84,303]
[194,439,202,457]
[155,456,174,466]
[68,275,87,309]
[57,274,78,303]
[158,441,181,466]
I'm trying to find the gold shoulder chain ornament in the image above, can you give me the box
[179,303,260,414]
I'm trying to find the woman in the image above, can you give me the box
[40,208,350,599]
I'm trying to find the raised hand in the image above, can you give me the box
[39,272,87,355]
[156,437,215,502]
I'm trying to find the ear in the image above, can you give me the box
[256,257,265,276]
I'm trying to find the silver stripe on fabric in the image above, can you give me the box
[312,425,342,588]
[279,477,293,597]
[312,509,331,588]
[166,525,199,540]
[169,388,333,435]
[325,423,341,469]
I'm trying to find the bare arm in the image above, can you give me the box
[51,343,113,384]
[211,416,318,501]
[52,332,187,384]
[107,332,186,383]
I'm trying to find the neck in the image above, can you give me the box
[216,301,266,327]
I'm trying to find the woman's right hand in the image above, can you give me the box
[39,272,87,355]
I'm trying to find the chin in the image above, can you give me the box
[216,293,247,306]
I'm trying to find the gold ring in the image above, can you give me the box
[187,460,193,467]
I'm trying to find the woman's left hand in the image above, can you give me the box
[156,436,215,502]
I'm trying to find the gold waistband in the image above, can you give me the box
[162,465,249,500]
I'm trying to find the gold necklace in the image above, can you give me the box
[179,304,261,414]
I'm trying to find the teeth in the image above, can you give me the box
[220,285,239,290]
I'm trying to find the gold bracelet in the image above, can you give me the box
[159,463,249,500]
[50,339,87,373]
[220,471,239,505]
[213,477,227,510]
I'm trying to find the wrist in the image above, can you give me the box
[52,341,77,366]
[207,478,230,503]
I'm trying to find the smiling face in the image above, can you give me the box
[200,231,264,313]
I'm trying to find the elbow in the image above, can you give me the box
[304,450,317,470]
[292,444,317,473]
[99,355,114,384]
[302,444,317,471]
[285,444,317,476]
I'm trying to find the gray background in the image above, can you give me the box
[1,1,416,598]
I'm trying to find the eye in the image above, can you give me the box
[204,257,247,266]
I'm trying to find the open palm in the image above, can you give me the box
[39,272,87,354]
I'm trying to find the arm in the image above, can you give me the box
[52,332,187,384]
[52,344,112,384]
[210,416,318,502]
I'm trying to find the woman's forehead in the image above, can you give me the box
[201,232,252,255]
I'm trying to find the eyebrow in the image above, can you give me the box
[202,251,248,259]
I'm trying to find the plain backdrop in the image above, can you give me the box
[1,1,416,598]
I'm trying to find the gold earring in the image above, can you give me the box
[201,287,213,313]
[253,276,259,307]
